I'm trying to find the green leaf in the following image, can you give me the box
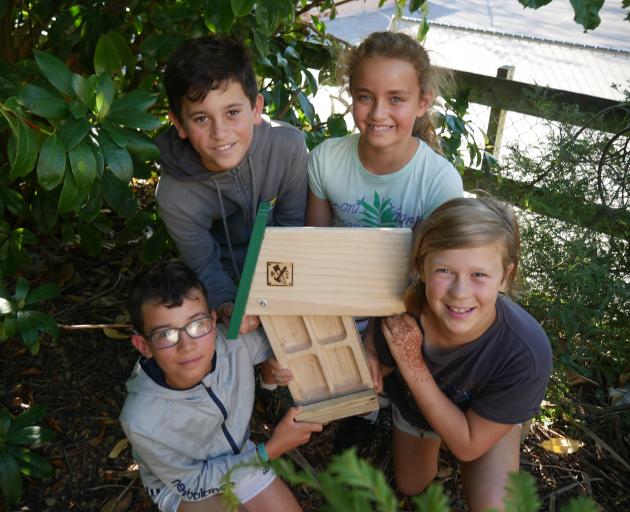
[15,277,29,302]
[326,114,347,137]
[71,73,96,109]
[16,310,40,352]
[2,317,18,340]
[297,91,315,125]
[68,101,89,119]
[102,171,138,217]
[107,30,136,70]
[409,0,427,11]
[0,449,22,506]
[9,118,38,179]
[58,117,91,149]
[69,142,97,191]
[518,0,553,8]
[25,283,60,305]
[0,408,10,436]
[412,483,449,511]
[124,130,160,161]
[503,471,541,512]
[7,447,53,478]
[570,0,604,31]
[33,50,73,96]
[99,131,133,182]
[94,33,122,75]
[10,404,46,431]
[204,0,234,32]
[19,84,68,118]
[37,134,66,191]
[5,426,46,445]
[142,222,170,263]
[109,90,158,115]
[253,30,269,58]
[95,73,115,118]
[78,223,102,256]
[58,170,87,214]
[231,0,255,16]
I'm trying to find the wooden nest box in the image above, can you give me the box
[228,202,411,423]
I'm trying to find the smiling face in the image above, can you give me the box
[350,56,431,171]
[421,243,513,347]
[131,288,217,389]
[169,80,264,172]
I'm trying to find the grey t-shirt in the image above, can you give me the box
[374,295,553,428]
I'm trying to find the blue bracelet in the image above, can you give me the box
[256,442,269,463]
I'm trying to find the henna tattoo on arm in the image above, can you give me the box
[384,316,431,383]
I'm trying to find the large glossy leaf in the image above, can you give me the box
[37,134,66,191]
[4,426,46,445]
[204,0,234,32]
[109,90,158,115]
[106,110,162,130]
[25,283,60,306]
[15,277,29,302]
[94,33,122,75]
[33,49,73,96]
[107,30,136,70]
[19,84,68,118]
[16,310,39,352]
[95,73,115,118]
[58,170,87,214]
[231,0,255,16]
[10,404,46,431]
[0,449,22,506]
[102,170,138,218]
[58,117,91,149]
[71,73,96,109]
[78,223,102,256]
[6,447,53,478]
[124,130,160,161]
[68,142,97,191]
[570,0,603,30]
[102,138,133,182]
[8,119,38,179]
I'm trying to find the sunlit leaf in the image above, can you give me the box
[103,327,130,340]
[540,437,584,455]
[108,438,129,458]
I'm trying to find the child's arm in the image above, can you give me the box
[381,315,514,462]
[306,190,333,226]
[264,407,323,460]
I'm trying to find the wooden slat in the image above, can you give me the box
[295,389,379,424]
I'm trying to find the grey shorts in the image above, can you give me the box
[391,404,441,440]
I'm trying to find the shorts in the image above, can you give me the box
[391,404,440,440]
[234,441,277,504]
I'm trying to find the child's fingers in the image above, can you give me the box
[239,314,260,334]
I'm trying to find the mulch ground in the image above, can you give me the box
[1,241,629,512]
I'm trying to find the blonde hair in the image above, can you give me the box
[404,196,521,316]
[338,31,449,153]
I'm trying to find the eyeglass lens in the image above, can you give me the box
[150,316,214,349]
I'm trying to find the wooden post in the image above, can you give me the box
[485,65,515,159]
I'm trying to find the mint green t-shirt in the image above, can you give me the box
[308,134,463,228]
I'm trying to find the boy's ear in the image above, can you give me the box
[416,91,433,119]
[168,111,188,139]
[131,334,153,359]
[252,94,264,126]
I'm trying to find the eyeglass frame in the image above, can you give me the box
[143,315,216,350]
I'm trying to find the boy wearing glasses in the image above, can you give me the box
[120,261,321,512]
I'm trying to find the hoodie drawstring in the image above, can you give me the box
[215,180,241,282]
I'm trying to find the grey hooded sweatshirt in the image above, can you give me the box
[155,120,308,310]
[119,326,273,511]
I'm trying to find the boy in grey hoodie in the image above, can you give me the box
[155,36,308,337]
[120,261,321,512]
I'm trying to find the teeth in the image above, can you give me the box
[450,306,472,313]
[216,143,234,151]
[369,125,392,131]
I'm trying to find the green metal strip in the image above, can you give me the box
[226,201,273,339]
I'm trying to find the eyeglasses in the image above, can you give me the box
[147,316,215,350]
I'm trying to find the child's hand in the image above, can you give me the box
[381,314,429,383]
[265,407,322,460]
[218,303,261,334]
[366,349,383,394]
[268,357,293,386]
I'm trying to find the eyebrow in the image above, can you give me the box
[147,311,209,333]
[353,87,411,95]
